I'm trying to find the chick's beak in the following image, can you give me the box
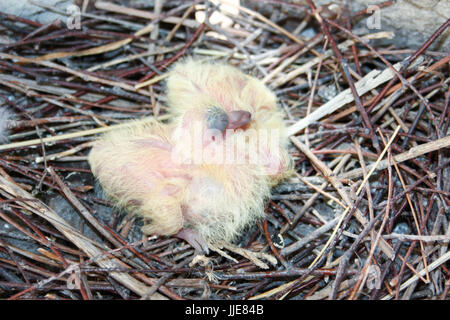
[227,110,252,129]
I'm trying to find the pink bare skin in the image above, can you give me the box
[227,110,252,129]
[175,228,210,254]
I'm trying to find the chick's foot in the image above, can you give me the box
[175,228,209,254]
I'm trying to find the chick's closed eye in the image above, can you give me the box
[205,106,228,132]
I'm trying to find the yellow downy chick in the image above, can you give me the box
[88,58,292,253]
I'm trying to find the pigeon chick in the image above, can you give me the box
[88,58,292,254]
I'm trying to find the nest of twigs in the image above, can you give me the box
[0,0,448,300]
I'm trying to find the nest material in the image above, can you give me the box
[0,1,448,300]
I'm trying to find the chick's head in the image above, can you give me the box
[167,58,292,181]
[167,58,287,136]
